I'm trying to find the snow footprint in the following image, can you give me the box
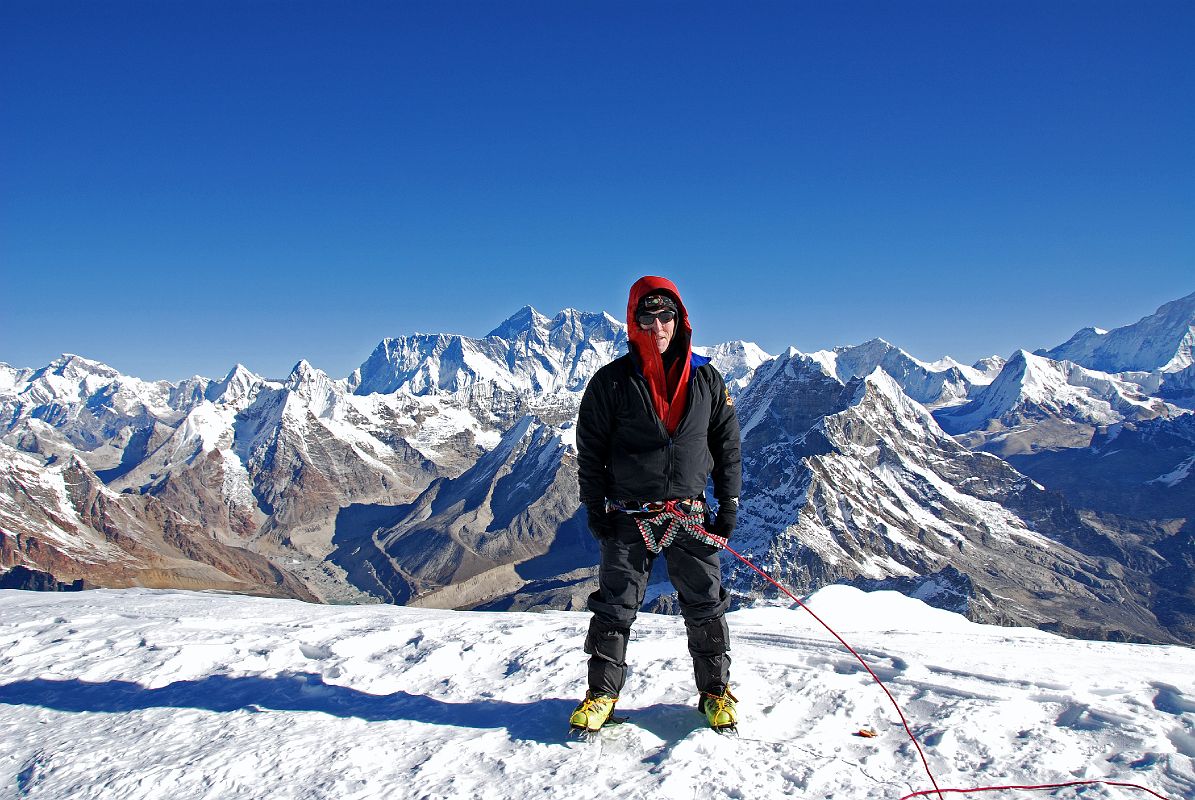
[1152,683,1195,758]
[16,750,51,795]
[1152,682,1195,716]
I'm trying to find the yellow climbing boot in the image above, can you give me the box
[700,687,738,730]
[569,691,618,732]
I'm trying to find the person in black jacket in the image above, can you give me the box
[569,275,742,733]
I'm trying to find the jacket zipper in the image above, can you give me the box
[663,436,674,499]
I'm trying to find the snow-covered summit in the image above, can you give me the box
[204,364,276,409]
[348,306,770,400]
[10,353,177,417]
[349,307,626,397]
[0,363,31,393]
[935,349,1177,451]
[485,305,553,340]
[692,340,774,391]
[806,338,993,408]
[1038,290,1195,373]
[2,586,1189,800]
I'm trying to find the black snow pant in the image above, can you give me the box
[584,512,731,698]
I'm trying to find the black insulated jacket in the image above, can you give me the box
[577,352,742,506]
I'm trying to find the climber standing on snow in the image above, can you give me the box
[570,275,742,733]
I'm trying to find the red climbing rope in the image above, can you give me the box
[721,543,1176,800]
[898,780,1174,800]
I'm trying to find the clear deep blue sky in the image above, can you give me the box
[3,1,1192,381]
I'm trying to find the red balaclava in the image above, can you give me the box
[626,276,693,435]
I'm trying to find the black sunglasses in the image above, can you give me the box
[636,310,677,327]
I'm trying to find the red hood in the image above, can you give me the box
[626,275,692,361]
[626,276,693,436]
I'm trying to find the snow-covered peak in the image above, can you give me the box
[0,363,31,393]
[801,348,840,378]
[695,340,772,361]
[1007,350,1060,403]
[833,366,948,446]
[205,364,271,408]
[767,348,840,383]
[935,349,1177,440]
[693,340,774,390]
[46,353,122,382]
[7,353,183,421]
[486,306,622,345]
[736,349,850,441]
[1038,290,1195,373]
[22,354,122,404]
[286,359,319,386]
[925,355,966,371]
[724,348,827,410]
[1010,350,1166,412]
[285,361,342,418]
[969,355,1007,381]
[351,307,627,397]
[837,337,906,361]
[861,365,915,405]
[805,339,980,408]
[486,305,552,340]
[541,308,625,353]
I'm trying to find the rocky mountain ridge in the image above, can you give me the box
[2,294,1193,643]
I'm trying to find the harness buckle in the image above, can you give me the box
[616,498,705,516]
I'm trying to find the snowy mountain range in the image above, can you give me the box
[935,349,1179,454]
[1038,292,1195,373]
[2,293,1193,643]
[727,352,1170,640]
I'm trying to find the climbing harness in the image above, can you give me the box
[612,498,726,552]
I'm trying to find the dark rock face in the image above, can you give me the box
[722,353,1176,643]
[1008,415,1195,522]
[0,565,85,592]
[0,446,316,601]
[1002,414,1195,642]
[1151,521,1195,641]
[327,416,594,609]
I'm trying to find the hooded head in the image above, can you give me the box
[626,276,693,434]
[626,276,691,362]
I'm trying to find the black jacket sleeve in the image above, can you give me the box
[576,368,614,505]
[706,369,742,504]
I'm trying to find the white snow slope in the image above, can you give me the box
[0,587,1192,800]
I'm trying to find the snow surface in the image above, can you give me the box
[1,587,1191,800]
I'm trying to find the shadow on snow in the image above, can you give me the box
[0,673,704,746]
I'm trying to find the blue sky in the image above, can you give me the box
[3,1,1192,381]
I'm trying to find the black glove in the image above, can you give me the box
[710,498,738,539]
[585,501,614,540]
